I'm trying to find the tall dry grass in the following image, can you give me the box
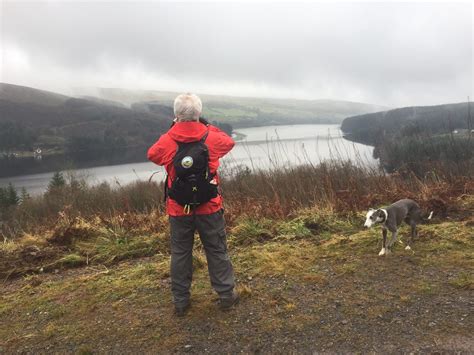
[221,161,471,221]
[1,179,164,240]
[1,157,471,241]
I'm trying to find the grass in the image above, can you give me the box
[1,212,472,352]
[449,273,474,290]
[3,200,471,282]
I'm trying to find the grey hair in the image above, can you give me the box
[173,93,202,122]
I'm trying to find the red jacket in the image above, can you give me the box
[147,121,235,216]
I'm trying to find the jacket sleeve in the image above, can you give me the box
[147,134,175,166]
[209,125,235,158]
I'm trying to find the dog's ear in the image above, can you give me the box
[368,208,375,212]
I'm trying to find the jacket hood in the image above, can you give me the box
[168,121,208,143]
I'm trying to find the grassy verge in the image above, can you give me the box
[2,192,472,281]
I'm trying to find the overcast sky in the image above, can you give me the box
[1,1,473,107]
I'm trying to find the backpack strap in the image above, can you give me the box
[163,174,169,202]
[163,136,183,201]
[200,131,209,143]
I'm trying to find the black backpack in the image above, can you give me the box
[166,132,218,212]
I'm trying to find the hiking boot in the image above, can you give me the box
[219,292,240,311]
[174,302,190,317]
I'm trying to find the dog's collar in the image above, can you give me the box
[381,208,388,223]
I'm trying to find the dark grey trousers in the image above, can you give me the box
[169,210,235,306]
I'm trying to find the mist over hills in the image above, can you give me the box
[74,87,389,127]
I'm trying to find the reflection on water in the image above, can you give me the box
[0,124,375,195]
[0,146,149,178]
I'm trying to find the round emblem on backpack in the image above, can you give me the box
[181,156,194,169]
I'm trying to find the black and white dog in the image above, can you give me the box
[364,199,433,256]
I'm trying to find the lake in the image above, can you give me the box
[0,124,376,195]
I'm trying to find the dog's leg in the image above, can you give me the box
[406,223,417,251]
[379,228,388,256]
[387,230,398,249]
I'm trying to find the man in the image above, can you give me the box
[147,93,239,316]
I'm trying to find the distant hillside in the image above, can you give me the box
[78,88,388,127]
[79,96,126,108]
[0,83,170,156]
[341,102,471,146]
[0,82,69,107]
[131,101,174,116]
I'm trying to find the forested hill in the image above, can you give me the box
[341,102,471,146]
[0,83,171,155]
[341,102,473,175]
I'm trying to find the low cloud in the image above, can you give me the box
[2,1,473,106]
